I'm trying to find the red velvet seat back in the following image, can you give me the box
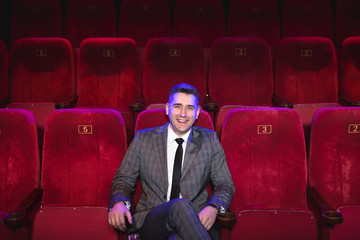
[336,0,360,46]
[274,37,338,104]
[227,0,280,48]
[118,0,171,47]
[282,0,334,41]
[209,37,273,107]
[10,0,63,46]
[10,38,75,103]
[64,0,117,48]
[0,109,39,214]
[309,107,360,240]
[173,0,225,48]
[309,107,360,209]
[221,108,316,239]
[222,108,307,212]
[0,40,8,101]
[339,37,360,104]
[142,38,207,107]
[41,109,126,207]
[77,38,141,109]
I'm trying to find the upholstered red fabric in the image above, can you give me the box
[64,0,117,48]
[33,109,126,239]
[309,107,360,209]
[274,37,338,104]
[33,207,118,240]
[77,38,141,143]
[221,108,316,239]
[227,0,280,48]
[282,0,334,40]
[336,0,360,46]
[142,38,207,107]
[10,0,62,46]
[339,37,360,104]
[173,0,225,48]
[209,37,273,107]
[309,107,360,240]
[10,38,75,103]
[41,109,126,206]
[118,0,171,47]
[0,109,39,213]
[0,40,8,102]
[0,109,40,240]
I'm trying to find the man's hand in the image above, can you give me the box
[198,206,217,230]
[108,202,133,232]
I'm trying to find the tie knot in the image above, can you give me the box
[175,138,184,145]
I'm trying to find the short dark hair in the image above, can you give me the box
[168,83,200,106]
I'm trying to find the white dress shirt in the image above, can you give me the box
[166,124,191,201]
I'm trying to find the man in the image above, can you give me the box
[108,83,234,239]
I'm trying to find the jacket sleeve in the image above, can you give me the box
[208,132,235,211]
[108,131,143,210]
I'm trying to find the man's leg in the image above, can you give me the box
[139,198,212,240]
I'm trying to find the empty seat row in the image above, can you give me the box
[1,107,359,240]
[1,36,360,144]
[5,0,360,48]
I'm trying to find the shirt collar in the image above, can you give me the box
[167,124,191,144]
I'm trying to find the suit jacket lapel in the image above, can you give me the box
[181,128,200,180]
[152,124,169,194]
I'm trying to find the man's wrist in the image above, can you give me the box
[207,203,226,216]
[121,200,131,211]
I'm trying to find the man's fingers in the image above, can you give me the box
[125,210,133,224]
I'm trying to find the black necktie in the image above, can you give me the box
[170,138,184,200]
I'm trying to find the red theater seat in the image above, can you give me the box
[273,37,339,139]
[339,37,360,106]
[221,108,317,240]
[336,0,360,46]
[64,0,117,49]
[118,0,171,47]
[77,38,142,144]
[173,0,225,48]
[7,38,75,132]
[308,107,360,240]
[207,37,273,137]
[32,109,127,240]
[0,109,41,240]
[282,0,334,41]
[10,0,63,46]
[0,40,8,105]
[142,38,207,108]
[227,0,280,48]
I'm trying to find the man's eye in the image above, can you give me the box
[187,107,194,111]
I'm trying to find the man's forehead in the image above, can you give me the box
[170,93,198,105]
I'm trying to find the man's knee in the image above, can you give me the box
[170,198,194,213]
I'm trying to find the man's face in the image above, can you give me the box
[166,92,200,137]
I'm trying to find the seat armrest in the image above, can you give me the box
[307,187,343,226]
[4,188,43,230]
[338,96,360,107]
[217,210,237,229]
[0,96,11,107]
[272,95,293,108]
[55,96,78,109]
[203,94,219,112]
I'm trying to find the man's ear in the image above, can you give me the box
[196,107,200,119]
[165,103,169,115]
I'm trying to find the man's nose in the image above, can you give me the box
[180,108,187,117]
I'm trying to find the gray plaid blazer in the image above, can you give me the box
[109,123,234,233]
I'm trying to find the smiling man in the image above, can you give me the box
[108,83,234,240]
